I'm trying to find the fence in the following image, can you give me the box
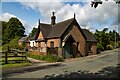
[1,48,27,64]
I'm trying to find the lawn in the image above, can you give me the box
[1,54,32,69]
[2,62,31,69]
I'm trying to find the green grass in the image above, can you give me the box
[2,62,31,69]
[0,46,2,51]
[1,55,32,69]
[28,52,63,62]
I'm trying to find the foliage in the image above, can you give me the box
[28,52,63,62]
[109,30,120,42]
[18,43,25,50]
[97,43,104,51]
[91,0,120,8]
[94,28,120,51]
[29,27,38,38]
[2,17,25,45]
[2,36,20,51]
[94,28,111,50]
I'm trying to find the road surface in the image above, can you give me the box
[5,48,119,78]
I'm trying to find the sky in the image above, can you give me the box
[0,0,119,35]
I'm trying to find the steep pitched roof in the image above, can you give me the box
[35,18,97,43]
[82,29,97,42]
[19,36,30,42]
[40,23,52,38]
[47,18,74,38]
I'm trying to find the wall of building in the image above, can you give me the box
[30,40,36,47]
[66,25,86,56]
[38,31,44,39]
[47,38,60,48]
[91,43,97,54]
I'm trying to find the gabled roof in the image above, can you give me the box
[47,18,74,38]
[82,29,97,42]
[35,18,97,43]
[40,23,52,38]
[19,36,30,43]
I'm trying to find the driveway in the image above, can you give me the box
[5,48,119,79]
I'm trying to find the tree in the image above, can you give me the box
[29,27,38,38]
[2,17,25,45]
[109,30,120,41]
[91,0,120,8]
[6,17,25,39]
[2,21,8,45]
[94,28,111,50]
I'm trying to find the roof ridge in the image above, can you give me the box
[40,23,51,25]
[53,18,74,26]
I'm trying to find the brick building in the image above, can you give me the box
[31,12,97,58]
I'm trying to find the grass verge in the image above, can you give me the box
[28,52,63,62]
[2,62,31,69]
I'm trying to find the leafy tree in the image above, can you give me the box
[29,27,37,38]
[94,28,111,50]
[109,30,120,42]
[2,21,8,44]
[2,36,20,51]
[91,0,120,8]
[2,17,25,45]
[6,17,25,39]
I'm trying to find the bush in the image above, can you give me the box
[28,52,63,62]
[2,36,20,51]
[106,44,114,50]
[97,43,104,51]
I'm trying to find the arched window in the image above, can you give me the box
[50,41,54,48]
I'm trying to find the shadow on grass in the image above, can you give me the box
[42,64,120,79]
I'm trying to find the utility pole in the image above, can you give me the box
[115,26,116,48]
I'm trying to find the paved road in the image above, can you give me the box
[6,48,119,78]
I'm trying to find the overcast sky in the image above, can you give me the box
[0,0,119,35]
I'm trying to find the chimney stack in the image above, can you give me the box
[74,13,76,19]
[51,12,56,25]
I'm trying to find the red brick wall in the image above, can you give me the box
[66,25,86,56]
[38,31,44,39]
[47,38,60,47]
[91,43,97,54]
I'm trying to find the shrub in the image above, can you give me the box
[97,43,104,51]
[28,52,63,62]
[106,44,114,50]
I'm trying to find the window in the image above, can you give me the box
[50,41,54,48]
[89,43,92,51]
[33,42,34,47]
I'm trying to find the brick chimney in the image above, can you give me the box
[51,12,56,25]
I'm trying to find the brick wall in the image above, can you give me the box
[47,38,60,47]
[91,43,97,54]
[69,25,86,56]
[38,31,44,39]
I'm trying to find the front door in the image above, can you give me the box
[63,42,71,58]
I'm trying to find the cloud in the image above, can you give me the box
[0,13,16,22]
[20,1,118,32]
[0,13,32,35]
